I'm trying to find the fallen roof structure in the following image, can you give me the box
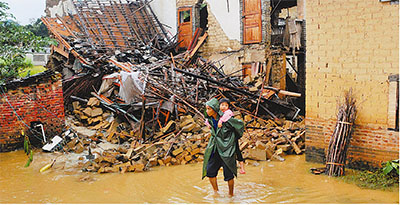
[43,0,175,56]
[42,0,301,128]
[38,0,305,173]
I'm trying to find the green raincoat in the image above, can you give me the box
[201,98,244,179]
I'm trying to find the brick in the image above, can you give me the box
[305,118,399,170]
[306,0,399,148]
[0,78,65,152]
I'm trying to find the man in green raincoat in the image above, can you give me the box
[202,98,244,197]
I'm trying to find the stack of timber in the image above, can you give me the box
[325,90,357,176]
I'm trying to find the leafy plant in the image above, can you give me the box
[0,2,13,20]
[25,18,50,38]
[25,150,33,167]
[339,168,399,191]
[23,131,33,167]
[382,159,399,176]
[0,2,55,83]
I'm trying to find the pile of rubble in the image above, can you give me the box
[56,94,304,173]
[239,115,305,162]
[39,0,305,174]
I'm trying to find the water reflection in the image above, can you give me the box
[0,150,398,203]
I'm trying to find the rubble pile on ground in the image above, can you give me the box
[61,94,304,173]
[239,114,305,162]
[40,0,305,174]
[64,98,211,173]
[81,132,209,173]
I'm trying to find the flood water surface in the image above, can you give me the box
[0,150,398,203]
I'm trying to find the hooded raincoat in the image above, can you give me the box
[201,98,244,179]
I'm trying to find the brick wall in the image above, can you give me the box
[306,118,399,170]
[176,0,270,75]
[201,1,269,76]
[199,5,242,55]
[305,0,399,169]
[176,0,197,8]
[0,73,65,152]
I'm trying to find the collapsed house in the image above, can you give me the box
[21,0,307,172]
[1,0,395,173]
[41,0,399,172]
[42,0,304,133]
[172,0,306,113]
[44,0,306,110]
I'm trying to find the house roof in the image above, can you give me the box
[3,70,61,90]
[42,0,172,61]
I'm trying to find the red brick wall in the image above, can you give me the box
[0,75,65,152]
[305,117,399,170]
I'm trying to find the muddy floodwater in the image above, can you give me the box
[0,150,398,203]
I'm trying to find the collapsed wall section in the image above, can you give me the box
[0,71,65,152]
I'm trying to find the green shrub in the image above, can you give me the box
[382,159,399,177]
[339,161,399,191]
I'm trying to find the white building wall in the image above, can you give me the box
[26,53,50,66]
[149,0,177,37]
[206,0,240,41]
[47,0,76,17]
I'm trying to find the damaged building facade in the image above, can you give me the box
[8,0,393,170]
[172,0,306,112]
[35,0,310,173]
[45,0,306,111]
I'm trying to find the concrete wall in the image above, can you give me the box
[150,0,177,37]
[0,73,65,152]
[305,0,399,169]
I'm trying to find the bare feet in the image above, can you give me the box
[228,179,234,197]
[239,161,246,174]
[213,190,220,197]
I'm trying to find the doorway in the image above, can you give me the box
[177,7,193,49]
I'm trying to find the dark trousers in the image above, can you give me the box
[206,151,234,181]
[235,138,244,162]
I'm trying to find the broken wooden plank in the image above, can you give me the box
[187,32,208,59]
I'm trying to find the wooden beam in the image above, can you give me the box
[279,53,286,98]
[265,56,272,85]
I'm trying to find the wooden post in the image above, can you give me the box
[279,53,286,98]
[139,96,146,141]
[265,56,272,86]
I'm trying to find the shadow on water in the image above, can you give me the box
[0,150,398,203]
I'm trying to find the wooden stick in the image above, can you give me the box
[279,52,286,98]
[255,72,267,116]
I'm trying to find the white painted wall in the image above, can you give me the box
[26,53,51,66]
[206,0,240,41]
[47,0,76,17]
[149,0,177,37]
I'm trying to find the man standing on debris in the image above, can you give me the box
[202,98,244,197]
